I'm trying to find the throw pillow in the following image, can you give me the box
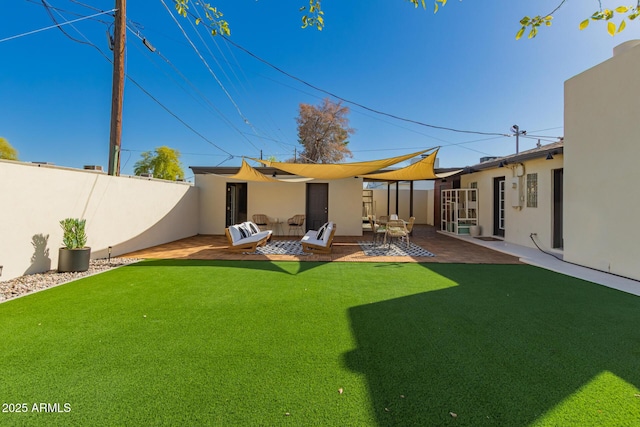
[316,223,328,240]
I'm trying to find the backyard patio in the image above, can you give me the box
[124,225,521,265]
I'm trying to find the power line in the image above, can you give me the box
[125,24,261,151]
[220,36,510,138]
[159,0,261,153]
[35,4,236,158]
[0,8,116,43]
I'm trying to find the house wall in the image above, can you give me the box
[196,175,363,236]
[564,41,640,280]
[371,187,434,225]
[460,156,564,248]
[0,160,199,281]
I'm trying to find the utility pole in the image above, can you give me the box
[108,0,126,176]
[511,124,526,154]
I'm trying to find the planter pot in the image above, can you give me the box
[469,225,481,237]
[58,247,91,273]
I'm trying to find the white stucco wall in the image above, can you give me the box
[0,161,199,281]
[371,188,434,225]
[564,41,640,280]
[461,155,564,248]
[196,175,364,236]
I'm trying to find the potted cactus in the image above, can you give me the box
[58,218,91,273]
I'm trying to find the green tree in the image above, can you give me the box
[133,146,185,181]
[174,0,639,39]
[516,1,640,39]
[295,98,354,164]
[0,137,18,160]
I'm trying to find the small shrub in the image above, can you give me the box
[60,218,88,249]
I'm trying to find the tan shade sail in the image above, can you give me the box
[250,149,431,180]
[228,159,280,182]
[363,150,462,181]
[225,159,315,182]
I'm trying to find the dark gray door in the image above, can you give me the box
[306,183,329,231]
[493,177,505,237]
[553,169,564,249]
[226,183,247,227]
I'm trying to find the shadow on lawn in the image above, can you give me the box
[124,259,326,275]
[344,264,640,426]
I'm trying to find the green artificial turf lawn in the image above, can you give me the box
[1,260,640,426]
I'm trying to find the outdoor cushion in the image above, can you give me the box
[301,232,324,246]
[228,225,242,243]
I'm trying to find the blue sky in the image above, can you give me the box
[2,1,639,179]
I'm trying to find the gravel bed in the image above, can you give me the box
[0,258,142,303]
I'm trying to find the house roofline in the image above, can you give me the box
[451,140,564,175]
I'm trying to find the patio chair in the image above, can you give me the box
[287,214,305,236]
[401,217,416,246]
[368,215,386,245]
[301,222,336,254]
[252,214,270,231]
[378,215,389,226]
[384,219,408,248]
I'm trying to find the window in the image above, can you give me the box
[526,173,538,208]
[469,182,477,201]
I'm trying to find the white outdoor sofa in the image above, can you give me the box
[225,221,272,252]
[301,221,336,254]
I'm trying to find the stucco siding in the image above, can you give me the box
[564,42,640,280]
[195,175,363,236]
[460,156,563,248]
[370,187,433,225]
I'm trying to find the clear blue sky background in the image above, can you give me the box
[2,1,639,179]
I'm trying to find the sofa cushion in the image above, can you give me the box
[228,225,242,243]
[301,234,324,246]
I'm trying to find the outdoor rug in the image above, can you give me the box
[358,241,436,257]
[250,240,308,256]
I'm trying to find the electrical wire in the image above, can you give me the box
[25,0,112,24]
[190,4,297,156]
[159,0,261,153]
[36,4,236,158]
[0,8,115,43]
[529,233,639,283]
[125,24,260,151]
[175,5,511,139]
[221,35,511,138]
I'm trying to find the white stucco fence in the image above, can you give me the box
[0,160,199,281]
